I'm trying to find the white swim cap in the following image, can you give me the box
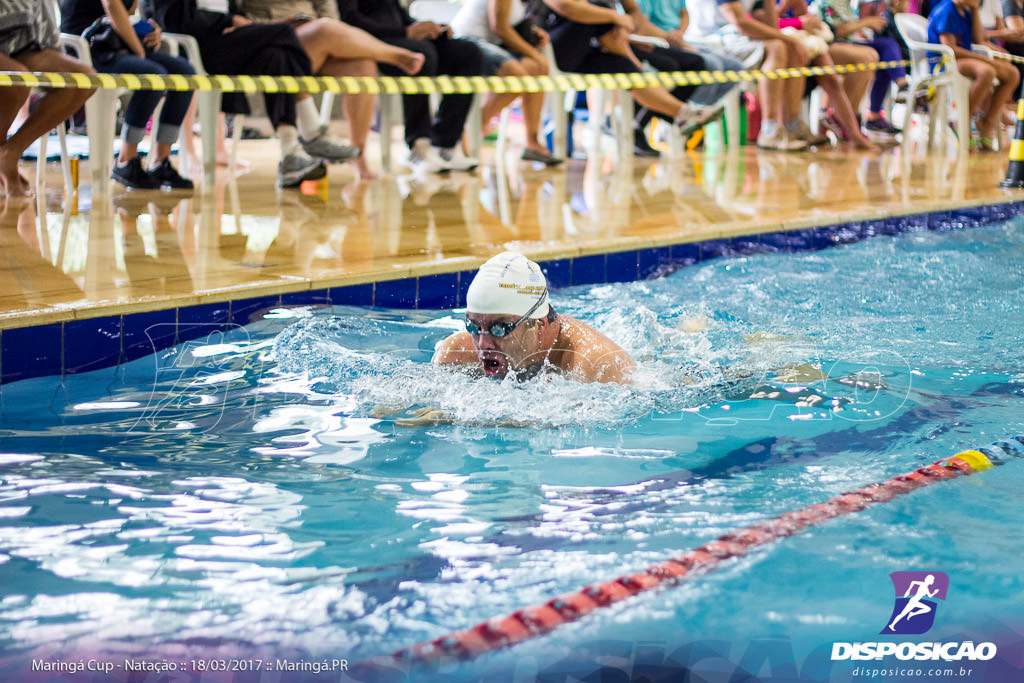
[466,251,549,319]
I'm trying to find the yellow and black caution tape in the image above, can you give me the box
[991,51,1024,66]
[0,59,920,95]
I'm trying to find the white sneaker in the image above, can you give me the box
[756,126,808,151]
[439,147,479,172]
[406,138,450,174]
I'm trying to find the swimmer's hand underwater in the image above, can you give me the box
[370,404,451,426]
[394,407,451,427]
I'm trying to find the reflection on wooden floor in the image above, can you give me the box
[2,138,1021,328]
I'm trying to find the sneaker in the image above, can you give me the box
[790,120,830,147]
[278,152,327,188]
[863,117,901,140]
[893,83,910,103]
[112,157,161,190]
[818,111,848,142]
[673,103,720,136]
[300,125,361,163]
[406,139,450,174]
[521,147,564,165]
[147,158,194,190]
[756,126,807,151]
[633,128,661,157]
[439,147,479,172]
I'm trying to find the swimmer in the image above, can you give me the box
[433,251,636,384]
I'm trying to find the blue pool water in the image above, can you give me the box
[0,219,1023,682]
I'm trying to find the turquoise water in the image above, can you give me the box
[0,219,1022,681]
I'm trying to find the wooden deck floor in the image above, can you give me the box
[2,134,1022,330]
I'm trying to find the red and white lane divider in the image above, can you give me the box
[386,437,1024,666]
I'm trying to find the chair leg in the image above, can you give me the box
[953,74,970,152]
[86,91,117,194]
[198,90,221,186]
[496,107,511,160]
[36,129,47,193]
[381,93,398,173]
[724,87,741,147]
[551,89,570,159]
[319,92,336,127]
[57,124,73,194]
[466,93,483,159]
[616,88,633,162]
[588,88,606,162]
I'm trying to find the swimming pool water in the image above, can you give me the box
[0,218,1022,681]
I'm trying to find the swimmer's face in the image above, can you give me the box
[465,312,544,378]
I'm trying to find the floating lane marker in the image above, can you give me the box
[382,436,1023,668]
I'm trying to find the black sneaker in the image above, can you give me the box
[634,128,661,157]
[148,158,194,190]
[112,157,160,190]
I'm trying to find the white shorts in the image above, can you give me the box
[688,28,765,70]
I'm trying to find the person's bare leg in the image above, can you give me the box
[0,50,95,197]
[518,55,550,153]
[0,55,32,194]
[760,39,789,124]
[978,59,1019,140]
[957,58,996,127]
[631,86,686,119]
[334,60,378,178]
[480,60,527,137]
[316,57,378,177]
[814,61,879,151]
[828,43,875,111]
[295,19,425,75]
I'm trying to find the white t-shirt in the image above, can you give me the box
[979,0,1003,28]
[197,0,230,13]
[686,0,758,40]
[451,0,526,43]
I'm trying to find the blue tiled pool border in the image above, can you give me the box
[1,202,1020,385]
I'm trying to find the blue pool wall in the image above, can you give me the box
[0,202,1018,385]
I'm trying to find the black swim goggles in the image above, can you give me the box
[464,287,548,338]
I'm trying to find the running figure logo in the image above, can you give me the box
[881,571,949,635]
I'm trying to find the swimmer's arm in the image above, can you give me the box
[431,332,479,367]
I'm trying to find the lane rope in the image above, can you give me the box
[0,59,925,94]
[379,436,1024,670]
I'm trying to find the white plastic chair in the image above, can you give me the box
[160,32,237,183]
[57,31,123,193]
[541,42,633,162]
[894,12,971,152]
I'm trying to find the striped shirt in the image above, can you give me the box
[0,0,60,52]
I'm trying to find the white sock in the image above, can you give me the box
[278,125,301,157]
[761,119,780,136]
[296,99,321,140]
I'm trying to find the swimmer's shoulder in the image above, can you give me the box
[432,331,477,366]
[558,316,636,384]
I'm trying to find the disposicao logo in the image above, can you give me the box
[881,571,948,635]
[831,571,997,663]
